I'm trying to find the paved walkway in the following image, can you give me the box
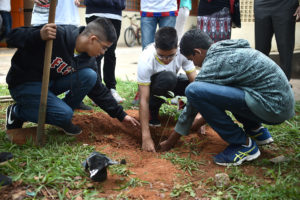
[0,46,299,101]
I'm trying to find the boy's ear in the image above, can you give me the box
[193,48,202,55]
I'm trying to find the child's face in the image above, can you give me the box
[186,49,206,67]
[155,48,177,65]
[88,35,112,57]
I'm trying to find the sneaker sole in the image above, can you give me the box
[255,137,274,146]
[215,149,261,166]
[149,123,161,127]
[5,105,12,130]
[60,128,82,136]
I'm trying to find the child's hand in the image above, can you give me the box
[159,130,181,152]
[122,115,140,127]
[40,23,57,41]
[294,6,300,21]
[142,137,156,152]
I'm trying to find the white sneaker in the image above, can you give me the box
[110,89,124,103]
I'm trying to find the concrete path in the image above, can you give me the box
[0,46,299,101]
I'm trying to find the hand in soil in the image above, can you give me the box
[142,138,156,152]
[191,114,206,132]
[123,115,140,127]
[159,131,181,152]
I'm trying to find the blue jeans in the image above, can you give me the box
[0,11,12,41]
[141,16,176,49]
[9,68,97,129]
[185,82,269,145]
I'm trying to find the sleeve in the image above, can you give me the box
[88,77,127,122]
[180,53,196,74]
[137,56,153,85]
[6,26,44,49]
[175,101,198,135]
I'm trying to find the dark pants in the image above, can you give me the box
[149,71,189,118]
[86,16,121,89]
[254,0,298,80]
[0,11,12,41]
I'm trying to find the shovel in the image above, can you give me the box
[6,0,57,146]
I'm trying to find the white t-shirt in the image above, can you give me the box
[0,0,11,12]
[140,0,177,12]
[31,0,80,26]
[137,43,195,85]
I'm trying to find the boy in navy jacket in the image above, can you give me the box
[6,18,139,135]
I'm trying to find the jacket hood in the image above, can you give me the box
[208,39,251,54]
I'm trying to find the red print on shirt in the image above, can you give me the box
[51,57,73,76]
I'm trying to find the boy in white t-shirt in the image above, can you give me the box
[138,27,196,152]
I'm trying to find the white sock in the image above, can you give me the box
[243,137,252,148]
[252,126,263,133]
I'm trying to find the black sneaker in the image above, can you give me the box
[0,174,12,186]
[6,104,23,130]
[0,152,13,163]
[76,102,92,111]
[62,123,82,136]
[149,118,161,127]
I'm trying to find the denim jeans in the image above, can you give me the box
[141,16,176,49]
[9,68,97,129]
[185,82,268,145]
[0,11,12,41]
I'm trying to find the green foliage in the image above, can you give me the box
[161,152,205,175]
[109,164,134,177]
[116,177,149,191]
[156,91,187,120]
[170,182,196,198]
[115,78,139,110]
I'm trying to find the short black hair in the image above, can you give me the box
[180,29,213,57]
[82,17,117,43]
[155,27,178,50]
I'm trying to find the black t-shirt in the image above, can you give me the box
[198,0,230,16]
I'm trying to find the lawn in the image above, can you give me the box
[0,80,299,200]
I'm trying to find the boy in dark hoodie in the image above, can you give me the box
[5,18,139,136]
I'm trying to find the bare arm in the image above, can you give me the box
[186,70,196,82]
[139,84,156,152]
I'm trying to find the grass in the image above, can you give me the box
[161,152,206,175]
[0,80,300,199]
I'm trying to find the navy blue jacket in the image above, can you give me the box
[84,0,126,16]
[6,25,127,121]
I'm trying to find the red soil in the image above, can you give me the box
[1,110,276,199]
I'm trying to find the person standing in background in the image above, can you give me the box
[175,0,192,42]
[254,0,300,81]
[197,0,231,42]
[84,0,126,104]
[140,0,178,49]
[0,0,12,41]
[31,0,80,27]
